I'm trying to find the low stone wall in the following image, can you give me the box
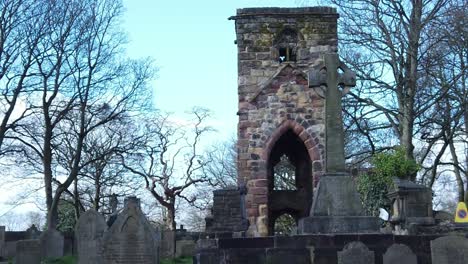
[195,234,468,264]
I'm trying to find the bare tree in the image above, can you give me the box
[0,0,45,154]
[10,0,155,229]
[203,138,238,188]
[122,108,214,231]
[66,116,144,217]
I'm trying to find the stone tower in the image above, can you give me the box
[230,7,338,236]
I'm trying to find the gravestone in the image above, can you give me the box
[337,241,374,264]
[39,228,64,259]
[431,235,468,264]
[103,196,159,264]
[26,225,41,239]
[175,240,196,258]
[0,226,4,257]
[16,239,40,264]
[383,244,417,264]
[75,209,107,264]
[160,230,175,258]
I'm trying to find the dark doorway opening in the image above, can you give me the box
[267,129,313,235]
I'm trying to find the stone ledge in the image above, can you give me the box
[298,216,380,234]
[229,7,338,20]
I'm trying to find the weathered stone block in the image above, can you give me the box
[102,196,159,264]
[16,239,40,264]
[383,244,417,264]
[337,241,374,264]
[75,209,107,264]
[39,228,63,259]
[175,240,196,258]
[431,236,468,264]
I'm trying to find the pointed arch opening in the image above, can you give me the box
[266,129,313,235]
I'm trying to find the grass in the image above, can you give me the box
[42,255,77,264]
[160,256,193,264]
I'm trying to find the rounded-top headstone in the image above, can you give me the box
[431,235,468,264]
[75,209,107,264]
[337,241,374,264]
[383,244,417,264]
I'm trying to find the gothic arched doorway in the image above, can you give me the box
[267,129,313,235]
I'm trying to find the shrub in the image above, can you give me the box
[357,146,419,215]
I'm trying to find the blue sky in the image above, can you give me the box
[122,0,308,139]
[0,0,322,228]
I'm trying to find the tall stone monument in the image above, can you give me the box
[297,53,379,234]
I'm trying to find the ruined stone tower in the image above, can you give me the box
[230,7,338,236]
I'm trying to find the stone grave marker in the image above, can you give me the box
[39,228,64,259]
[0,226,4,257]
[26,225,41,239]
[176,240,196,258]
[383,244,417,264]
[75,209,107,264]
[431,235,468,264]
[337,241,374,264]
[16,239,40,264]
[103,196,159,264]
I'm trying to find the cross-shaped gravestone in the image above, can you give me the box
[308,53,356,173]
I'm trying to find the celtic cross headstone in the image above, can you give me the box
[308,53,356,173]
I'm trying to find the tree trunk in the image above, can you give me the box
[74,177,81,220]
[449,139,464,202]
[167,204,177,231]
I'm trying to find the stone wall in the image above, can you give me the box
[195,234,468,264]
[205,188,248,233]
[231,7,338,236]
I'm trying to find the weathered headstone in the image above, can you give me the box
[39,228,64,259]
[160,230,175,258]
[0,226,5,257]
[431,235,468,264]
[26,225,41,239]
[75,209,107,264]
[16,239,40,264]
[337,241,374,264]
[383,244,417,264]
[103,196,159,264]
[175,240,196,258]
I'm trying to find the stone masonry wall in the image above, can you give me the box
[231,7,338,236]
[205,188,248,233]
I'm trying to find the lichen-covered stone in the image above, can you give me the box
[232,7,337,236]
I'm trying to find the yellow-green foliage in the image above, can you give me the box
[357,147,419,215]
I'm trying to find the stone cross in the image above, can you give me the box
[308,53,356,173]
